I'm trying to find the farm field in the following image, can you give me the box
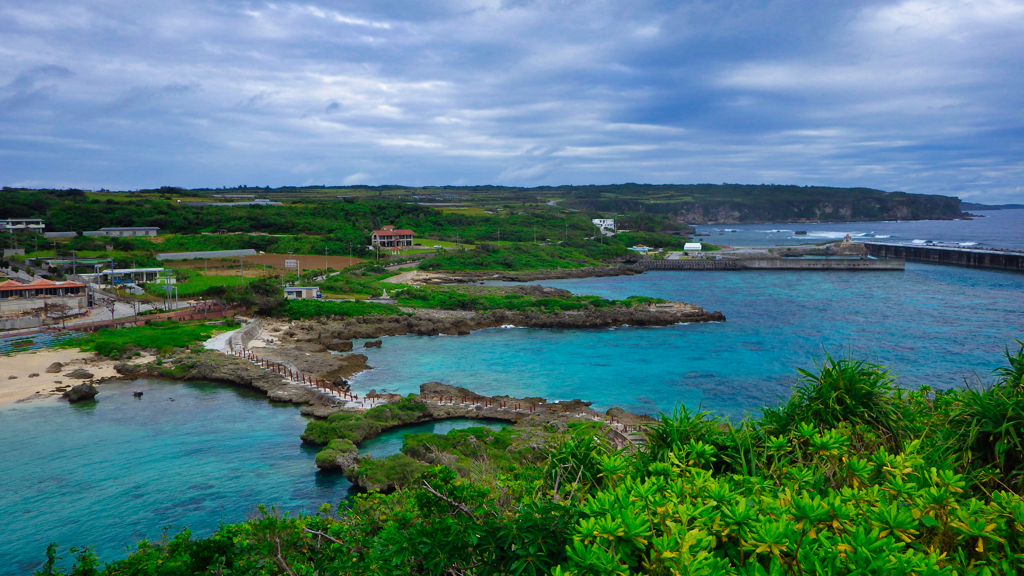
[168,254,363,272]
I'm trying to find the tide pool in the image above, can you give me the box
[0,380,350,575]
[359,419,510,460]
[351,263,1024,418]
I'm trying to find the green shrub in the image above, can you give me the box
[278,299,406,320]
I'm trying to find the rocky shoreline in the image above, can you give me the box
[278,303,724,343]
[416,264,640,284]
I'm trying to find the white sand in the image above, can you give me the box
[0,349,147,406]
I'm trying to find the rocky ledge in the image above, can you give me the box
[114,351,344,410]
[310,381,656,492]
[279,303,724,342]
[421,265,640,284]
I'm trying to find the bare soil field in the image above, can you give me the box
[173,254,364,273]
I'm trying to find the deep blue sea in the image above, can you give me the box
[1,212,1022,572]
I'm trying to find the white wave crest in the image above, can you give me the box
[804,231,867,239]
[912,239,928,244]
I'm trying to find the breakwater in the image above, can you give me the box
[862,242,1024,272]
[634,258,904,271]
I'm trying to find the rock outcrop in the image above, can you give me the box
[62,383,98,403]
[45,362,63,373]
[64,368,95,379]
[280,305,724,342]
[421,265,640,284]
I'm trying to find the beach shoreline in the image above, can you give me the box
[0,349,148,407]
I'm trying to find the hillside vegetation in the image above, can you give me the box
[38,342,1024,576]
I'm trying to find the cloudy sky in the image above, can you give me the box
[1,0,1022,202]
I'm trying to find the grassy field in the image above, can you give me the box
[277,299,407,319]
[77,320,228,358]
[143,274,248,297]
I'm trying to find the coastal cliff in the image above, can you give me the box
[564,184,967,224]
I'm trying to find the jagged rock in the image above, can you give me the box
[62,383,98,403]
[45,362,63,373]
[364,339,383,348]
[28,373,39,378]
[325,339,354,352]
[64,368,95,379]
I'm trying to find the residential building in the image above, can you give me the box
[97,227,160,237]
[371,225,415,248]
[0,279,88,314]
[592,218,615,230]
[684,243,702,252]
[284,286,322,300]
[0,218,45,233]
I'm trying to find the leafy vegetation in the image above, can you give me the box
[395,286,664,313]
[277,299,407,320]
[34,343,1024,576]
[75,320,226,359]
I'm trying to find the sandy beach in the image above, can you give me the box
[0,349,143,406]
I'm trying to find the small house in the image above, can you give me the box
[284,286,322,300]
[684,243,702,252]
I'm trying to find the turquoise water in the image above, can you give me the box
[359,419,510,460]
[0,380,351,575]
[351,263,1024,418]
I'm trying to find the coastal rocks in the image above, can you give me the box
[62,383,98,403]
[45,362,63,373]
[422,265,640,284]
[295,342,328,353]
[296,304,724,343]
[363,340,382,348]
[314,438,358,471]
[28,373,39,378]
[64,368,95,379]
[7,375,16,379]
[324,339,353,352]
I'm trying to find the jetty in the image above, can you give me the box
[634,257,904,271]
[862,242,1024,273]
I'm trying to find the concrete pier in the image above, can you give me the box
[862,242,1024,273]
[634,257,904,271]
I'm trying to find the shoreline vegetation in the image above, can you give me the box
[30,341,1024,575]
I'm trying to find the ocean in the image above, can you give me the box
[1,211,1022,572]
[695,208,1024,250]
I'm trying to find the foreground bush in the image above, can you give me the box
[35,342,1024,575]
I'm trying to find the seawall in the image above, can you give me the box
[862,243,1024,273]
[634,258,904,271]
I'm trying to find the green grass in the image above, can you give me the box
[420,243,602,271]
[76,320,226,358]
[394,286,667,313]
[277,299,407,320]
[142,273,247,298]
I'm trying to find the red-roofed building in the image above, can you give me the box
[371,225,415,248]
[0,278,89,316]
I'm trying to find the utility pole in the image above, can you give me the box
[240,256,244,285]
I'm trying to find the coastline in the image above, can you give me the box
[0,349,142,407]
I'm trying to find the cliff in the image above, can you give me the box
[563,184,966,224]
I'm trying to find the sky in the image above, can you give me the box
[1,0,1022,203]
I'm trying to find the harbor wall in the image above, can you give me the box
[634,258,904,271]
[862,243,1024,272]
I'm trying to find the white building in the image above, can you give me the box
[684,243,703,252]
[284,286,322,300]
[592,218,615,230]
[0,218,45,233]
[97,227,160,237]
